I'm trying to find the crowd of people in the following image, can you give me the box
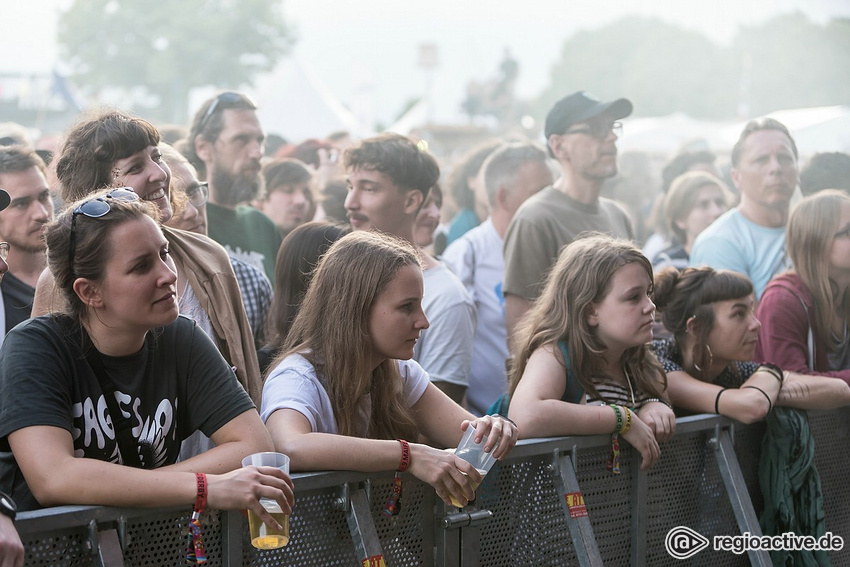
[0,86,849,564]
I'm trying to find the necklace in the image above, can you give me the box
[623,366,636,407]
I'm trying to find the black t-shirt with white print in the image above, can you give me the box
[0,314,254,510]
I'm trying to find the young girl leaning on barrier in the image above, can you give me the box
[0,190,294,526]
[651,266,850,422]
[261,230,517,509]
[507,233,675,471]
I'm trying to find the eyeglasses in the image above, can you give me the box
[186,182,209,208]
[69,187,140,276]
[197,91,258,134]
[564,121,623,140]
[0,242,9,261]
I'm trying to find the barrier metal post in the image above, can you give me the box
[630,458,648,567]
[221,510,243,566]
[712,424,772,567]
[551,447,604,567]
[341,483,388,566]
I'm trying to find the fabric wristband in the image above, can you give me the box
[396,439,411,472]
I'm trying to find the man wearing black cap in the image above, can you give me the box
[502,91,635,340]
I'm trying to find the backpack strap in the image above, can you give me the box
[557,341,585,404]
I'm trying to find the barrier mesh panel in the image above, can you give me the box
[476,445,635,565]
[124,508,225,566]
[645,430,749,566]
[809,409,850,566]
[23,529,87,567]
[370,476,428,565]
[244,489,357,566]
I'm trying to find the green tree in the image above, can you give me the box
[58,0,294,122]
[731,13,850,116]
[536,13,850,121]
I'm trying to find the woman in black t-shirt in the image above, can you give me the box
[0,190,294,522]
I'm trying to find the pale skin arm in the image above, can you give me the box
[504,294,532,351]
[776,371,850,410]
[636,401,676,442]
[508,344,660,469]
[265,383,516,507]
[665,368,781,424]
[0,515,23,567]
[8,411,294,530]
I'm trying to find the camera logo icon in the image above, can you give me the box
[665,526,709,559]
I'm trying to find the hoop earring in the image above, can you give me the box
[692,343,713,373]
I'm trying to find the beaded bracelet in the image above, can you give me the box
[642,397,672,409]
[620,408,633,434]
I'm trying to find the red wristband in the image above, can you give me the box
[194,473,207,513]
[396,439,411,473]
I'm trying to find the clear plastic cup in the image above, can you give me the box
[241,452,290,549]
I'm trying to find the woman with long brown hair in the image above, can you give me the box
[261,230,516,507]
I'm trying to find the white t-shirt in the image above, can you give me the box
[443,218,509,415]
[261,353,430,437]
[413,263,477,387]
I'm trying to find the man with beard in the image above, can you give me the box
[502,91,634,342]
[0,146,52,338]
[186,91,282,281]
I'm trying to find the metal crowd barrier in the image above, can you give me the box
[15,408,850,566]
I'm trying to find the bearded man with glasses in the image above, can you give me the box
[185,91,283,281]
[502,91,635,342]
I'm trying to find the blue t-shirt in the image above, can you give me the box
[690,208,790,299]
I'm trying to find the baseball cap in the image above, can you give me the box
[0,189,9,211]
[544,91,633,139]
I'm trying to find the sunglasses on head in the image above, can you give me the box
[69,187,140,276]
[197,91,258,134]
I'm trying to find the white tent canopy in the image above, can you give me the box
[253,58,361,144]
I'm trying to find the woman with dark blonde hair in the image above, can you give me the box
[508,233,675,470]
[652,266,850,422]
[261,231,516,507]
[651,171,731,271]
[757,189,850,384]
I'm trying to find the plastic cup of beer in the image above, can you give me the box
[450,424,497,507]
[241,452,290,549]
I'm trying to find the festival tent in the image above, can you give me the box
[717,105,850,156]
[253,58,360,144]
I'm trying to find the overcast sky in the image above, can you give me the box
[2,0,848,125]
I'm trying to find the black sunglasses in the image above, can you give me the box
[197,92,258,134]
[69,188,140,276]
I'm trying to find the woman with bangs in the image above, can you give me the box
[651,266,850,423]
[757,190,850,384]
[33,109,262,405]
[261,231,516,508]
